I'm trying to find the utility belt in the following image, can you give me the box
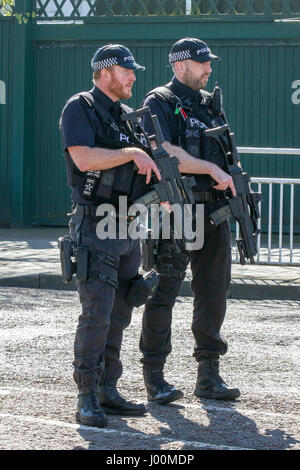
[192,189,226,203]
[57,205,159,306]
[70,203,99,217]
[70,203,137,223]
[57,204,136,288]
[57,232,159,305]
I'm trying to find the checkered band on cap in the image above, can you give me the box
[92,57,118,71]
[169,49,192,63]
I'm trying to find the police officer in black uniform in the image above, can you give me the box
[140,38,241,403]
[60,44,162,428]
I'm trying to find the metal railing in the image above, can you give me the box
[32,0,300,19]
[233,147,300,266]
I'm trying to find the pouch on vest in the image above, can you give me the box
[113,161,136,195]
[185,127,201,159]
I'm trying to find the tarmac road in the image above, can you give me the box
[0,286,299,452]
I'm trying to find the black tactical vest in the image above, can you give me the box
[145,84,227,191]
[63,91,150,207]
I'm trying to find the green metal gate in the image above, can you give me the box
[0,16,13,227]
[1,0,300,229]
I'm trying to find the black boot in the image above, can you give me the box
[194,356,240,400]
[76,390,108,427]
[143,364,184,405]
[99,384,147,416]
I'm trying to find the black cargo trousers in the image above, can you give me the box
[139,201,232,366]
[70,209,141,392]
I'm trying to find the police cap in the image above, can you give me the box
[169,38,220,64]
[91,44,145,71]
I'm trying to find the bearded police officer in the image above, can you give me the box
[60,44,163,428]
[140,38,241,403]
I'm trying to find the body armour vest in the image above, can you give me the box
[63,91,150,207]
[145,84,227,191]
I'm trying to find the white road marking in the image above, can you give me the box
[0,413,252,450]
[0,387,298,419]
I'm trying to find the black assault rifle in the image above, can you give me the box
[121,106,196,265]
[205,85,262,265]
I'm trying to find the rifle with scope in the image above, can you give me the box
[205,85,262,265]
[121,106,196,262]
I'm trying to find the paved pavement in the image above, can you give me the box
[0,288,299,450]
[0,227,299,300]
